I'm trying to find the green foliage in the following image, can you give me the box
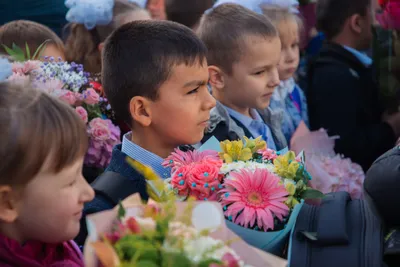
[2,40,49,61]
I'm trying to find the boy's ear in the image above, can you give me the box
[208,65,225,92]
[349,14,363,35]
[129,96,152,127]
[0,186,18,223]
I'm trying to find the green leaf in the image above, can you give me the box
[117,201,126,220]
[2,44,25,62]
[301,188,325,199]
[12,43,24,55]
[32,40,50,60]
[25,43,31,59]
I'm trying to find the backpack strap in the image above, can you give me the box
[91,171,138,207]
[316,192,351,245]
[300,192,351,245]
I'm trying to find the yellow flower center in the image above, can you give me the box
[247,192,263,205]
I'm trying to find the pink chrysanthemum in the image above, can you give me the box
[220,168,289,231]
[163,149,220,171]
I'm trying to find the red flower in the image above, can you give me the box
[126,217,141,234]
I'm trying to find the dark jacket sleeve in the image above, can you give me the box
[74,195,115,249]
[308,65,396,170]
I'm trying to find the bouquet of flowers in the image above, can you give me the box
[161,136,322,254]
[84,194,287,267]
[290,122,365,199]
[3,44,121,169]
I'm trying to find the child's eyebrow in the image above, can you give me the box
[183,80,208,88]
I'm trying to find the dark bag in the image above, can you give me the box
[91,171,139,207]
[288,192,384,267]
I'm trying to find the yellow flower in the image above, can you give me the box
[244,136,267,154]
[285,182,300,209]
[126,157,170,202]
[274,151,299,179]
[219,139,252,163]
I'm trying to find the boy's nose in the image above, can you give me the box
[203,88,216,110]
[269,68,280,88]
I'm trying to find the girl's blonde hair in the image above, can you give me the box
[261,5,304,35]
[0,82,88,187]
[64,0,147,74]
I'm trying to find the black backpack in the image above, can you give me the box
[288,192,385,267]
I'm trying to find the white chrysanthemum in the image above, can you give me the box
[221,161,275,179]
[183,236,244,264]
[220,161,246,174]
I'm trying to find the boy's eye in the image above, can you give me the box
[187,87,200,95]
[69,179,77,186]
[254,70,265,75]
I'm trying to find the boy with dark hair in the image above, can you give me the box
[76,20,216,247]
[197,3,287,150]
[307,0,400,171]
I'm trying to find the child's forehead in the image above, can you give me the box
[239,36,281,60]
[277,19,299,43]
[163,60,209,84]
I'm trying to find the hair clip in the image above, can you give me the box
[0,57,12,83]
[65,0,115,30]
[128,0,147,8]
[260,0,300,14]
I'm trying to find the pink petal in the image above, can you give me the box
[256,208,274,231]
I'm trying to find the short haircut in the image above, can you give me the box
[0,82,88,187]
[166,0,214,29]
[102,20,207,125]
[0,20,64,58]
[197,4,278,74]
[316,0,371,40]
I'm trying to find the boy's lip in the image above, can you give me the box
[262,92,273,98]
[74,211,82,219]
[199,118,210,125]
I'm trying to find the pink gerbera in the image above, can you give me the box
[163,149,220,171]
[220,168,289,231]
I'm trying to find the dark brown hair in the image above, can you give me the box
[197,4,278,74]
[0,20,64,58]
[166,0,214,29]
[0,82,88,186]
[316,0,370,40]
[64,0,149,74]
[102,20,207,125]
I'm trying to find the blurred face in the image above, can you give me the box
[120,9,152,24]
[146,0,167,20]
[149,61,216,146]
[10,156,94,243]
[41,44,65,61]
[354,6,374,50]
[277,19,300,81]
[219,36,281,115]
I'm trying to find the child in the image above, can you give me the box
[0,82,94,266]
[262,4,309,144]
[76,20,216,246]
[64,0,151,74]
[197,3,287,150]
[0,20,65,60]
